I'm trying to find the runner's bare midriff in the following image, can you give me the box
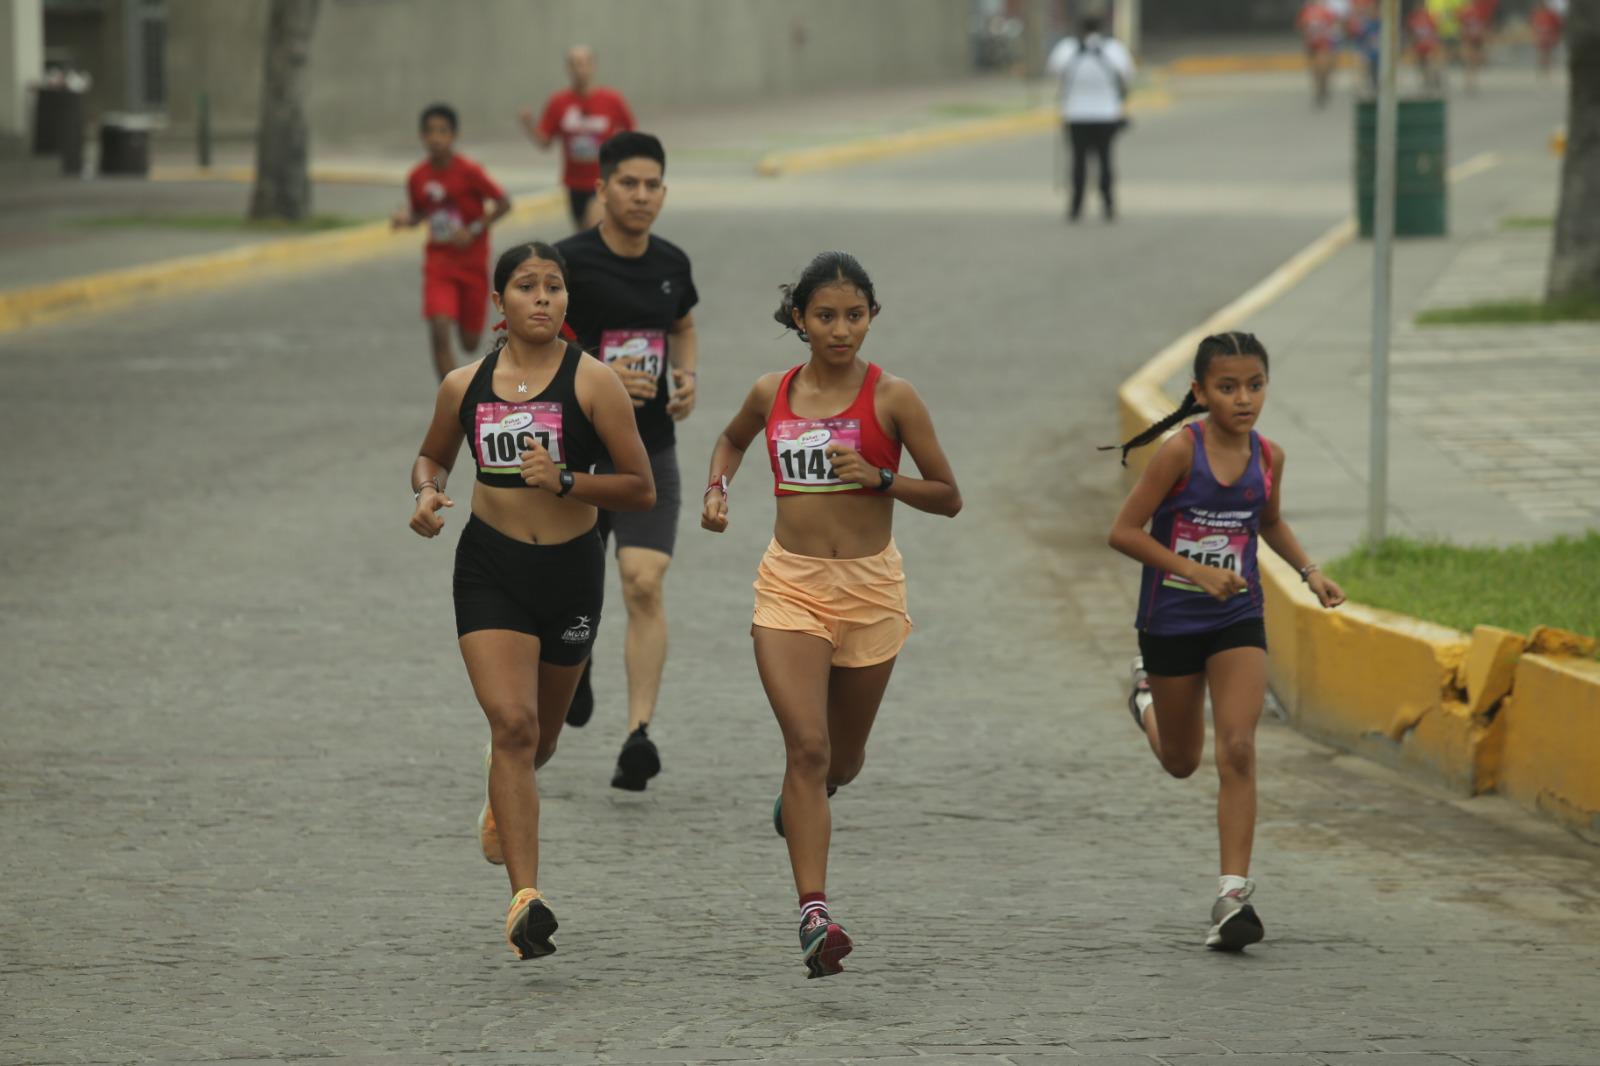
[470,483,598,544]
[774,494,894,559]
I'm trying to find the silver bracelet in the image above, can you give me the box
[413,477,440,501]
[1298,562,1319,583]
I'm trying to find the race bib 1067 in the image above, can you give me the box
[601,330,666,380]
[474,402,565,475]
[1163,514,1248,592]
[773,419,862,493]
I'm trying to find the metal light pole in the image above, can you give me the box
[1367,0,1399,550]
[1113,0,1140,59]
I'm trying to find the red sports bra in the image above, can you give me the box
[766,363,903,497]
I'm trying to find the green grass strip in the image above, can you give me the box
[1498,215,1553,230]
[75,213,369,233]
[1326,534,1600,651]
[1416,294,1600,326]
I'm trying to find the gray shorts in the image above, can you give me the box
[595,444,681,557]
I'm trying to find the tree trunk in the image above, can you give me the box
[249,0,321,222]
[1548,0,1600,300]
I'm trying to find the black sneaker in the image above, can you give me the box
[610,724,660,791]
[565,660,594,727]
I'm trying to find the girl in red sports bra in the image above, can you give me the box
[701,252,962,979]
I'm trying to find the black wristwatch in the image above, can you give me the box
[876,468,895,492]
[556,470,576,497]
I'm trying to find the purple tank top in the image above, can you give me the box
[1137,422,1273,635]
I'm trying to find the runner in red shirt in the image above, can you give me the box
[1532,1,1564,76]
[1407,8,1444,92]
[518,46,636,231]
[1459,0,1498,94]
[1296,1,1341,108]
[393,104,512,380]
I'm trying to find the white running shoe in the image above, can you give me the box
[1128,656,1153,729]
[1205,879,1265,951]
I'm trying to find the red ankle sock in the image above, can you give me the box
[799,892,828,921]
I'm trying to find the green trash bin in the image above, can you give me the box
[1355,97,1447,238]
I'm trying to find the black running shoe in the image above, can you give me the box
[610,724,660,791]
[566,660,594,727]
[799,910,852,979]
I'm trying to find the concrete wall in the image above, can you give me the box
[164,0,974,145]
[0,0,43,139]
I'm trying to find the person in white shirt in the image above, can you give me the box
[1046,17,1135,222]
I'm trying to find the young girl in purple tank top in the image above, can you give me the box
[1106,331,1344,951]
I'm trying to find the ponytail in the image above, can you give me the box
[1099,391,1206,466]
[1100,330,1269,465]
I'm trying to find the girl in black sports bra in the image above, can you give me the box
[407,240,654,962]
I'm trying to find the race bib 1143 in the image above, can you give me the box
[773,419,862,493]
[601,330,665,380]
[474,402,565,475]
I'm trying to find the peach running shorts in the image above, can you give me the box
[752,538,913,668]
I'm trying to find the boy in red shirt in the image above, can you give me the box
[392,103,511,380]
[518,46,636,231]
[1296,1,1341,107]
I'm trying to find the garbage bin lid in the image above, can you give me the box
[101,112,164,131]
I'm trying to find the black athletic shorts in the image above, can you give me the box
[453,514,604,665]
[567,188,596,227]
[1137,618,1267,678]
[596,444,681,557]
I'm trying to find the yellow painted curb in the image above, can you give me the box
[0,190,565,336]
[1499,654,1600,841]
[1112,151,1600,838]
[150,164,406,186]
[756,87,1172,178]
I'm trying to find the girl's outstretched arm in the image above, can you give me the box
[1257,442,1344,608]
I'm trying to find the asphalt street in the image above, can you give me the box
[3,70,1597,1065]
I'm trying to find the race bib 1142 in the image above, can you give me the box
[474,402,565,475]
[773,419,862,493]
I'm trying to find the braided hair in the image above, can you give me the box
[1102,331,1270,465]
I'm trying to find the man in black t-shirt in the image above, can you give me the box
[556,132,699,792]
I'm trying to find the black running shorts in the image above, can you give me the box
[1137,618,1267,678]
[596,444,680,557]
[453,514,604,665]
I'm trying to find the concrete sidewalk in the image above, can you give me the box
[1163,134,1597,561]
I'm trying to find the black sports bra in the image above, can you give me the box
[457,342,604,488]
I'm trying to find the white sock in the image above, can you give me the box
[1219,875,1251,896]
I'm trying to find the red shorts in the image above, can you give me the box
[422,255,489,336]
